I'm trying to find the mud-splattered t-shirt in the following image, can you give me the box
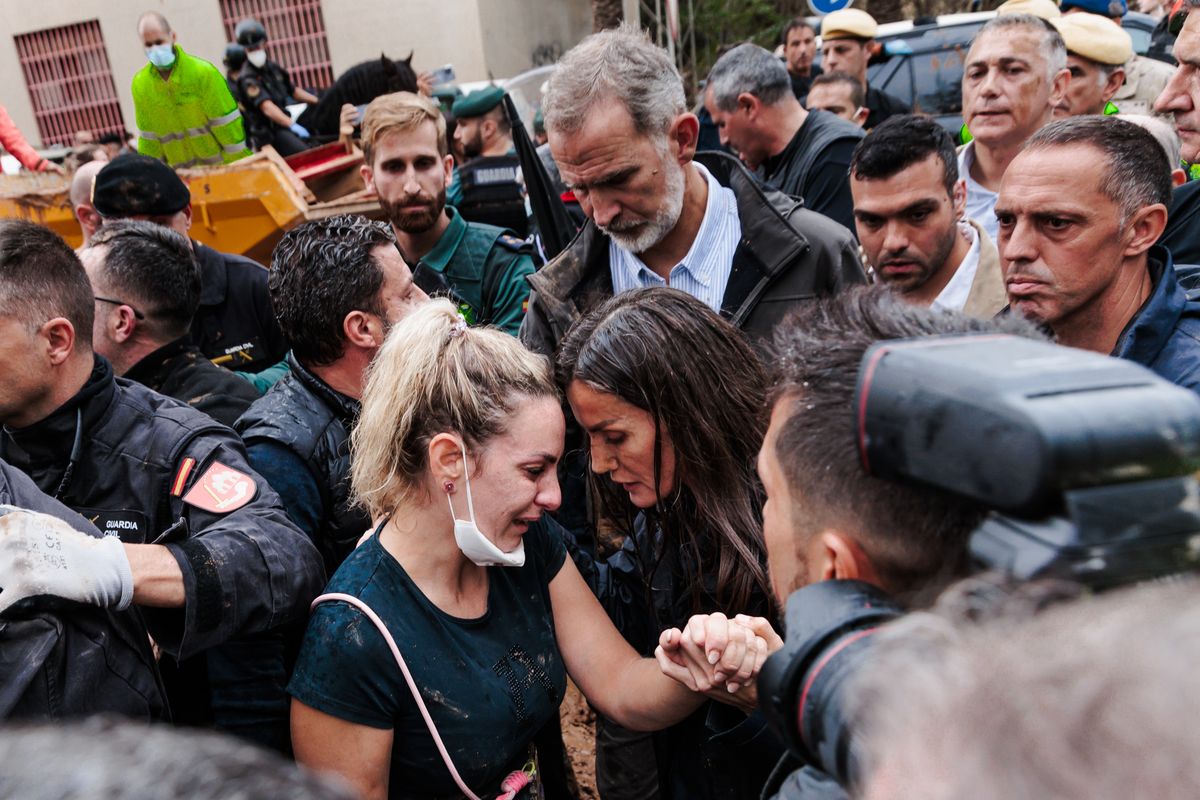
[288,517,568,798]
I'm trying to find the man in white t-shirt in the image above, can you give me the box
[851,115,1006,317]
[959,13,1070,242]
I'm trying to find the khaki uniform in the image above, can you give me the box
[961,218,1008,319]
[1114,55,1176,118]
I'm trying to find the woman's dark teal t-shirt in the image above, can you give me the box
[288,518,568,799]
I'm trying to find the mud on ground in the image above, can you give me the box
[560,679,598,799]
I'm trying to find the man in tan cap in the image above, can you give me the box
[819,9,911,128]
[1052,13,1131,116]
[1058,0,1174,116]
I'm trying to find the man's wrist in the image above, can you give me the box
[123,542,186,608]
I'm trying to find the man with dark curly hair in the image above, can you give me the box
[235,215,428,574]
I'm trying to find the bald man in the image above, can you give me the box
[69,160,106,249]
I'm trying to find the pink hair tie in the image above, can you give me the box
[497,769,532,800]
[448,316,468,339]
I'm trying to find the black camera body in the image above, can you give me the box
[759,335,1200,785]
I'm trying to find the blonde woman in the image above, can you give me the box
[288,299,766,800]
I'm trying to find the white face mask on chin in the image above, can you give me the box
[447,444,525,568]
[247,49,267,68]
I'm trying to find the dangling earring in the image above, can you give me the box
[443,481,455,493]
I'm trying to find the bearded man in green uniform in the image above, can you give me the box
[359,92,534,335]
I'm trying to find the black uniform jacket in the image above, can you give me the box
[125,336,260,428]
[190,242,287,374]
[0,356,324,660]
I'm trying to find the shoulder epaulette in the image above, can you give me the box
[496,234,531,254]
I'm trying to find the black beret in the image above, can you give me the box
[92,154,190,217]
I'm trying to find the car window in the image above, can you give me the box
[872,22,984,116]
[910,44,970,116]
[879,56,914,108]
[1125,24,1152,56]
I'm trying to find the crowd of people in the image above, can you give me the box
[3,2,1200,799]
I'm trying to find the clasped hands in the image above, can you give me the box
[654,612,783,714]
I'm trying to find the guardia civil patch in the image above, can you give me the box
[182,460,258,513]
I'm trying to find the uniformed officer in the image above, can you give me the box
[0,219,324,747]
[91,154,288,374]
[450,86,529,237]
[234,18,316,156]
[223,42,247,106]
[819,9,911,129]
[360,91,535,335]
[1059,0,1177,118]
[1052,13,1133,117]
[79,220,260,428]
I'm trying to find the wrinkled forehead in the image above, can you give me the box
[548,98,648,163]
[998,143,1108,205]
[823,37,867,51]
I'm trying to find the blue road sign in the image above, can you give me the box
[808,0,853,14]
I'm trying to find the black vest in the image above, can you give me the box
[457,153,528,237]
[236,355,367,574]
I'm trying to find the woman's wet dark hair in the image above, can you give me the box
[557,287,774,616]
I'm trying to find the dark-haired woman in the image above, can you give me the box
[557,286,782,800]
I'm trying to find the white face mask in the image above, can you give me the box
[146,44,176,69]
[447,444,525,568]
[247,49,267,68]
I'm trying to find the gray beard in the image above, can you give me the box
[602,160,687,254]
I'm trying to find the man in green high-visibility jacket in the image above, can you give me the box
[132,12,251,169]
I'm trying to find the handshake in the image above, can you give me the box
[654,612,784,713]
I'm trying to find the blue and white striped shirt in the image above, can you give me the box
[608,163,741,313]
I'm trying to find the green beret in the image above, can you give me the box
[452,86,506,119]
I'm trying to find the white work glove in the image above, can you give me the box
[0,506,134,614]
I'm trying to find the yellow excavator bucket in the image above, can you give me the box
[0,144,381,265]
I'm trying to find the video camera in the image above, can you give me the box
[758,334,1200,787]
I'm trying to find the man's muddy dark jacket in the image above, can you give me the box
[125,336,261,428]
[0,356,324,742]
[236,353,367,575]
[0,459,166,722]
[520,151,866,358]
